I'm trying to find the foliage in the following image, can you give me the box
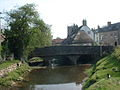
[3,4,52,60]
[83,55,120,90]
[29,57,43,62]
[1,38,11,60]
[112,46,120,61]
[0,45,2,51]
[0,60,19,70]
[0,62,30,86]
[85,77,120,90]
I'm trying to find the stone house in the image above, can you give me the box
[95,22,120,46]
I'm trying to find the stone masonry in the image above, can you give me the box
[0,62,22,77]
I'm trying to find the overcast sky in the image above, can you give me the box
[0,0,120,39]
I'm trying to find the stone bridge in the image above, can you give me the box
[30,46,113,65]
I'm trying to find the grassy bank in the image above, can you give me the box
[0,60,31,86]
[83,47,120,90]
[0,60,19,70]
[28,57,43,62]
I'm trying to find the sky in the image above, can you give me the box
[0,0,120,39]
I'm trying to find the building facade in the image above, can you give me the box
[95,22,120,46]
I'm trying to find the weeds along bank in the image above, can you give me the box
[0,60,31,86]
[83,47,120,90]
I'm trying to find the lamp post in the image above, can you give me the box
[99,34,103,56]
[99,42,102,57]
[91,28,96,46]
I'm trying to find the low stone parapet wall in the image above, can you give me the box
[31,46,114,57]
[0,62,22,77]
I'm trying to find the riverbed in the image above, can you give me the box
[1,65,91,90]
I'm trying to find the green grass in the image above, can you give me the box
[0,60,19,70]
[86,77,120,90]
[0,63,31,86]
[83,55,120,90]
[29,57,43,62]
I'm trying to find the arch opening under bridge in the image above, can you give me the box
[29,46,114,65]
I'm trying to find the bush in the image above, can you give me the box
[29,57,43,62]
[83,79,97,89]
[0,63,30,86]
[112,46,120,61]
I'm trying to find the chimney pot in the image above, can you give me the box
[98,25,100,29]
[82,19,87,26]
[107,21,111,26]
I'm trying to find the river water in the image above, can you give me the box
[1,65,90,90]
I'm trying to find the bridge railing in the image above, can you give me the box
[30,46,114,57]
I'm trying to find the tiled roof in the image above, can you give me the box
[62,25,93,44]
[97,22,120,32]
[73,31,94,44]
[52,38,64,44]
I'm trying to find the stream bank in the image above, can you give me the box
[0,60,31,86]
[0,64,91,90]
[83,51,120,90]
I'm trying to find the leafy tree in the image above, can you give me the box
[3,4,52,60]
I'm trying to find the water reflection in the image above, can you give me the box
[0,65,91,90]
[24,65,90,84]
[29,83,82,90]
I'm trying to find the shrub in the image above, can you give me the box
[112,46,120,61]
[83,79,97,89]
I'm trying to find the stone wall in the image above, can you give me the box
[99,31,118,46]
[0,62,22,77]
[31,46,114,57]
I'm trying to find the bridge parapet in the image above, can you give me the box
[30,46,114,57]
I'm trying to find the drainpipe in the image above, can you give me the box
[100,43,102,57]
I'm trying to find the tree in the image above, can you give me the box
[3,4,52,60]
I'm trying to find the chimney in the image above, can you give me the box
[98,25,100,29]
[82,19,87,26]
[107,21,111,26]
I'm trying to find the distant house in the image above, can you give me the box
[62,20,94,45]
[95,22,120,46]
[52,38,65,46]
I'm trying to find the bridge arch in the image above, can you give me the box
[30,46,113,65]
[43,56,75,66]
[76,54,96,64]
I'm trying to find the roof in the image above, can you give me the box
[52,38,64,44]
[62,29,94,44]
[62,27,79,44]
[73,31,94,44]
[97,22,120,32]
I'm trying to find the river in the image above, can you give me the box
[1,65,90,90]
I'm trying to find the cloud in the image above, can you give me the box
[1,0,120,38]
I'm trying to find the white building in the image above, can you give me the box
[62,20,94,45]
